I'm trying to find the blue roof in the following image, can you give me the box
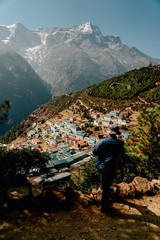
[62,148,70,152]
[90,137,96,141]
[123,132,131,137]
[76,132,85,136]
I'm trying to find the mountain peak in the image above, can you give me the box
[73,22,102,36]
[75,22,93,34]
[5,22,26,30]
[13,22,29,31]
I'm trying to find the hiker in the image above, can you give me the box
[93,124,124,212]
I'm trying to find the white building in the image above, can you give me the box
[93,120,101,126]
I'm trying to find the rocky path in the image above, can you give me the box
[0,193,160,240]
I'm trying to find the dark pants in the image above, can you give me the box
[101,169,116,209]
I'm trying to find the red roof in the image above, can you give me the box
[50,146,57,150]
[9,147,17,151]
[66,136,80,141]
[78,140,88,147]
[32,138,42,143]
[119,130,125,133]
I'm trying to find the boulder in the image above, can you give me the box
[131,176,153,195]
[7,186,29,200]
[32,185,43,197]
[116,182,131,197]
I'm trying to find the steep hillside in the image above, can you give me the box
[0,22,160,96]
[0,51,52,135]
[88,67,160,102]
[0,66,159,142]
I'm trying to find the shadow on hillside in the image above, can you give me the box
[0,187,79,213]
[105,199,160,227]
[0,194,160,240]
[121,200,160,226]
[81,198,159,240]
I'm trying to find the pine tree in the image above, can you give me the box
[0,101,10,125]
[127,105,160,179]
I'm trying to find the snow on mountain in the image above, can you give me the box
[0,22,160,96]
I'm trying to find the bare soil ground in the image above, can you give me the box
[0,193,160,240]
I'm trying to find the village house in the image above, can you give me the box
[63,120,72,128]
[51,127,59,133]
[65,152,89,166]
[109,110,120,116]
[57,143,70,150]
[35,126,42,133]
[93,119,101,126]
[118,116,127,126]
[54,123,62,129]
[46,120,53,126]
[101,119,111,128]
[101,113,112,121]
[49,138,57,146]
[77,140,88,149]
[48,159,68,171]
[70,124,81,134]
[27,130,36,138]
[32,172,71,185]
[64,135,80,147]
[111,116,119,124]
[47,129,53,135]
[45,172,71,184]
[119,130,131,139]
[75,131,86,140]
[32,138,42,145]
[60,128,70,134]
[90,111,101,119]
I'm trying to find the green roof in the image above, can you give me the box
[66,152,89,164]
[53,159,67,166]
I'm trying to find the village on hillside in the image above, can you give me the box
[0,107,132,186]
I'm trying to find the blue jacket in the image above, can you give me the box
[93,136,124,173]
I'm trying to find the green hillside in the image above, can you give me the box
[87,67,160,102]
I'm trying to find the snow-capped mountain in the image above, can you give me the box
[0,22,159,96]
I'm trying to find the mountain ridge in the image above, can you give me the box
[0,22,160,96]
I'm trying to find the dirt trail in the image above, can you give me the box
[0,193,160,240]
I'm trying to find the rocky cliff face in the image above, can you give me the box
[0,22,160,96]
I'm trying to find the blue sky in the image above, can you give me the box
[0,0,160,59]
